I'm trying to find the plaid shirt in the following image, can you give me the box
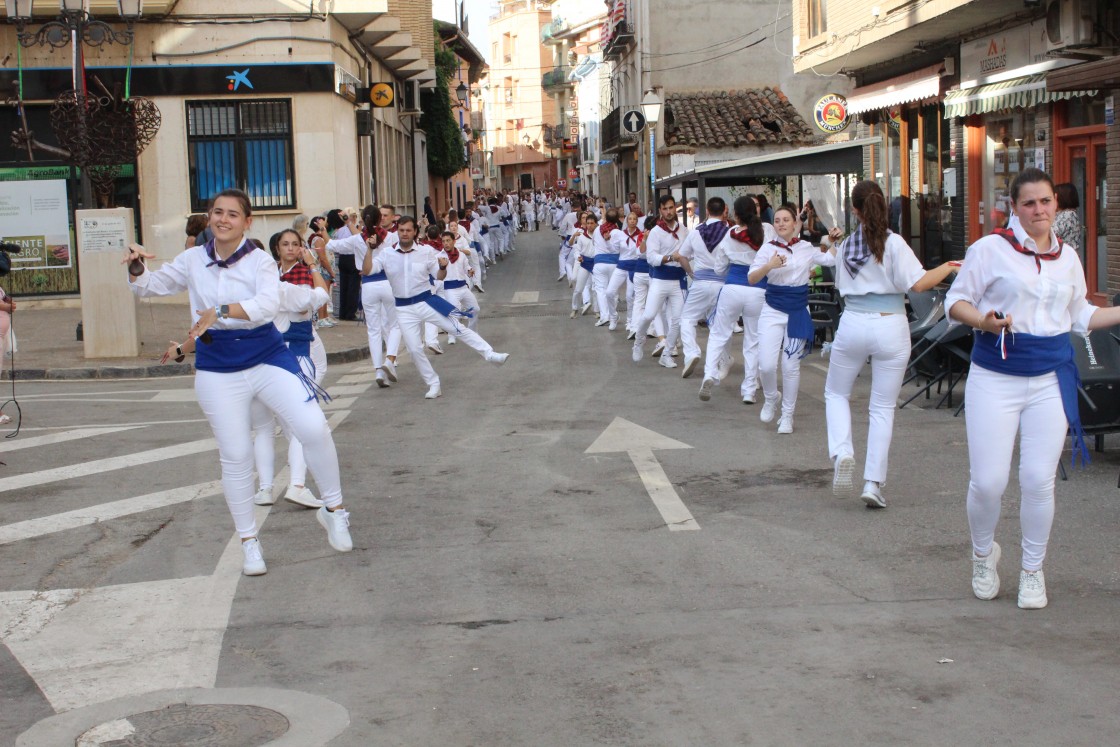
[280,261,314,287]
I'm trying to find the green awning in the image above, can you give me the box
[943,73,1096,118]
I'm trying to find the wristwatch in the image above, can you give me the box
[215,304,229,319]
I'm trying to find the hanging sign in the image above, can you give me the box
[370,83,395,107]
[813,94,850,133]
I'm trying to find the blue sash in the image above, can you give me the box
[395,289,473,320]
[725,264,766,288]
[282,319,314,359]
[596,253,620,265]
[618,259,639,273]
[480,225,489,234]
[649,265,686,281]
[764,284,813,358]
[972,331,1090,467]
[361,271,387,283]
[579,255,595,272]
[693,269,726,283]
[195,324,329,402]
[443,279,467,290]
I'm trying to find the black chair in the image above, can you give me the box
[901,319,973,410]
[907,289,944,342]
[809,295,842,345]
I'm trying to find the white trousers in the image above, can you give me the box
[964,364,1067,571]
[704,284,765,396]
[445,286,481,332]
[467,249,484,290]
[197,363,342,538]
[758,304,805,417]
[397,302,494,387]
[361,279,401,372]
[592,262,617,323]
[605,268,631,327]
[480,232,494,262]
[679,280,723,361]
[824,312,910,484]
[634,278,683,350]
[631,273,665,337]
[559,240,574,278]
[572,264,593,310]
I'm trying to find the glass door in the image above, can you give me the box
[1059,134,1106,303]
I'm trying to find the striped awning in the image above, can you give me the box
[943,73,1097,118]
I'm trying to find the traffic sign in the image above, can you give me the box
[622,110,646,134]
[568,168,579,179]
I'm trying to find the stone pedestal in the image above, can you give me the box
[76,208,140,358]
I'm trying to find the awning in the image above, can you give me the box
[655,137,877,189]
[944,73,1096,118]
[844,64,943,116]
[1047,56,1120,92]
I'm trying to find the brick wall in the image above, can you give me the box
[389,0,435,68]
[1107,117,1120,300]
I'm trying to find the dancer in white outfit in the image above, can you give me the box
[613,211,644,337]
[568,213,597,318]
[127,189,353,576]
[824,181,957,508]
[631,196,689,369]
[557,205,580,283]
[946,167,1120,609]
[748,204,836,434]
[698,196,776,404]
[367,216,509,400]
[677,197,731,379]
[438,230,481,337]
[591,209,625,330]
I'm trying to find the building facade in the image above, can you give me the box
[432,19,487,215]
[543,12,605,195]
[1,0,435,296]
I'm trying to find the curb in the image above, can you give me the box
[0,345,371,381]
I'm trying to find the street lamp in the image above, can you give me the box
[10,0,143,49]
[641,90,662,201]
[456,81,469,105]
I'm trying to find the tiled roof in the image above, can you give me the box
[664,89,817,150]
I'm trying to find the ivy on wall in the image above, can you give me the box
[420,35,469,180]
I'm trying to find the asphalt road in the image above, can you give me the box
[2,229,1120,746]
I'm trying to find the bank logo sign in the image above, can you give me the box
[814,94,850,133]
[226,69,253,91]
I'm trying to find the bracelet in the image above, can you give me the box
[976,310,984,331]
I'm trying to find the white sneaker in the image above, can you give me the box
[760,392,782,423]
[777,415,794,434]
[570,309,578,319]
[375,374,389,389]
[626,330,636,341]
[580,302,592,316]
[716,354,733,382]
[741,392,756,405]
[253,487,275,506]
[861,480,886,509]
[670,345,680,357]
[972,542,1001,601]
[608,320,617,331]
[284,485,322,509]
[631,343,643,363]
[733,322,743,333]
[242,538,267,576]
[1017,570,1047,609]
[447,336,456,345]
[698,378,715,402]
[682,356,699,379]
[658,354,677,369]
[832,454,855,496]
[317,506,353,552]
[426,342,443,355]
[380,360,398,382]
[557,272,567,282]
[425,384,442,399]
[651,340,666,358]
[486,351,510,365]
[594,318,609,327]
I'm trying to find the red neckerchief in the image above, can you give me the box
[769,239,796,252]
[279,261,313,286]
[445,246,460,264]
[490,205,499,214]
[624,229,643,246]
[729,227,760,250]
[599,222,618,240]
[423,239,442,250]
[993,228,1062,273]
[656,219,679,240]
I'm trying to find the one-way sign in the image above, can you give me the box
[622,110,647,134]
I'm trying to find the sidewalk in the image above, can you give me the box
[0,301,372,380]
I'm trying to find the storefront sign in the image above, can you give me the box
[0,179,72,270]
[961,20,1078,89]
[813,94,850,133]
[370,82,395,108]
[470,166,483,179]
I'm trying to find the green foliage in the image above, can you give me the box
[422,27,469,179]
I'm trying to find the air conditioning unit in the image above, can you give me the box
[401,80,421,115]
[1045,0,1097,53]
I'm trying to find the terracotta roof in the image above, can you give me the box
[664,89,817,150]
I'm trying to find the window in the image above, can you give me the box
[186,99,295,211]
[505,77,515,105]
[805,0,826,38]
[502,32,513,63]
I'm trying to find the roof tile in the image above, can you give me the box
[664,88,816,150]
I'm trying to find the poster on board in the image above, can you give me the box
[0,179,73,270]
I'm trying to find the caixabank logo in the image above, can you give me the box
[225,69,253,92]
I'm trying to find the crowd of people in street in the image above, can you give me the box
[549,168,1110,611]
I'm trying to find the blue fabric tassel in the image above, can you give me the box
[764,284,813,359]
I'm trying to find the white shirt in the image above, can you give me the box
[325,233,373,270]
[835,231,925,297]
[945,217,1095,336]
[486,206,501,227]
[369,244,441,299]
[711,223,777,274]
[274,272,330,332]
[618,229,644,262]
[332,225,355,253]
[130,241,277,328]
[558,211,578,237]
[646,221,690,269]
[442,248,471,283]
[570,229,596,259]
[592,225,624,257]
[678,218,729,275]
[750,238,835,286]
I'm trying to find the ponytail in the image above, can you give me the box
[732,195,764,247]
[851,180,888,263]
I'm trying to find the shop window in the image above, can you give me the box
[805,0,827,38]
[186,99,295,212]
[1063,98,1105,128]
[983,112,1037,233]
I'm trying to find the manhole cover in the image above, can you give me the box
[77,703,289,746]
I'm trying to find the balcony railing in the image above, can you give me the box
[542,66,571,92]
[600,106,637,153]
[601,1,634,62]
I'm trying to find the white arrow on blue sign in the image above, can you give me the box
[622,109,647,134]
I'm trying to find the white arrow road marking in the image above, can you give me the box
[511,291,540,303]
[0,426,147,454]
[0,480,224,546]
[0,410,350,713]
[585,417,699,531]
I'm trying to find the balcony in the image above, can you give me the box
[601,1,634,62]
[541,18,570,45]
[542,66,571,93]
[600,106,637,154]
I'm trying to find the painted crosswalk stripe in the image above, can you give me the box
[511,291,540,303]
[0,425,146,453]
